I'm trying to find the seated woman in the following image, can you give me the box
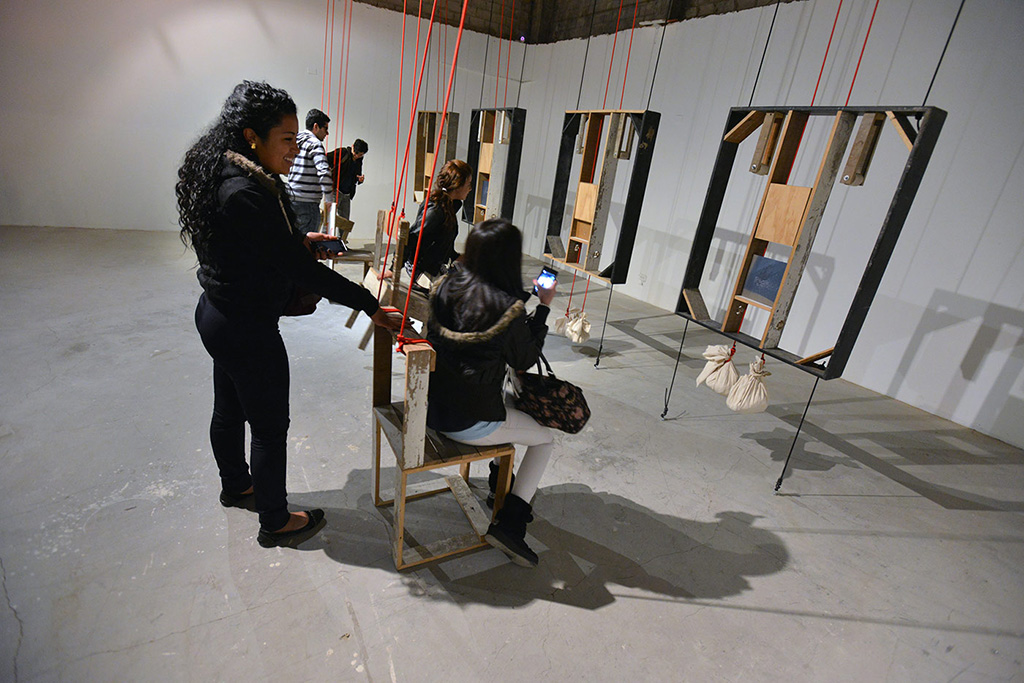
[425,218,557,567]
[403,159,472,288]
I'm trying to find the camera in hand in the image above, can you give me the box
[532,266,557,295]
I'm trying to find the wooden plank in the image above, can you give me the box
[796,347,834,365]
[750,112,783,175]
[754,184,813,246]
[682,288,710,322]
[840,113,886,186]
[375,478,452,508]
[546,235,566,259]
[446,475,491,537]
[724,110,764,144]
[585,112,623,272]
[567,108,646,115]
[478,142,493,173]
[886,111,916,151]
[734,294,773,311]
[722,111,808,333]
[372,326,392,408]
[401,344,434,469]
[395,533,486,570]
[763,110,857,348]
[573,182,598,222]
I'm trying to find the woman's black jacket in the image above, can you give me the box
[425,273,549,432]
[196,151,379,321]
[403,199,463,278]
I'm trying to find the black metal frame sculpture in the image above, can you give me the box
[462,107,526,224]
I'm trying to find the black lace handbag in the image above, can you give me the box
[512,354,590,434]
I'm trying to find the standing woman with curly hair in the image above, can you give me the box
[403,158,473,285]
[177,81,399,548]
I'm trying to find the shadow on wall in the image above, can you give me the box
[295,472,789,609]
[886,289,1024,446]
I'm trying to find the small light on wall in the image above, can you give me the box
[519,36,525,42]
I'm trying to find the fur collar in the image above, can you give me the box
[428,275,526,344]
[224,150,281,198]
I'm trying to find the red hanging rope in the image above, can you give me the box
[618,0,639,108]
[845,0,879,106]
[580,276,591,312]
[811,0,844,106]
[565,271,578,315]
[333,0,353,202]
[602,0,626,108]
[326,0,337,119]
[379,0,443,299]
[398,0,471,347]
[321,0,332,110]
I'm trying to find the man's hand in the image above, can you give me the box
[356,175,365,184]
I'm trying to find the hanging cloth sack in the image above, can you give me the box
[726,357,771,413]
[554,308,591,344]
[696,344,740,395]
[509,354,591,434]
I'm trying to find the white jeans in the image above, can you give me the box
[448,407,553,503]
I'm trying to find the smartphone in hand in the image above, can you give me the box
[532,265,558,295]
[317,239,345,256]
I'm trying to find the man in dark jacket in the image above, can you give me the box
[327,138,367,220]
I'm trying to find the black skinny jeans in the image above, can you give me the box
[195,294,291,531]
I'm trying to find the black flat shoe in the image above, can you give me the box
[257,509,326,548]
[220,489,255,510]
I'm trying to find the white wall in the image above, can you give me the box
[513,0,1024,449]
[1,0,1021,449]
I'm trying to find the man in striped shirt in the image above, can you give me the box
[285,109,334,234]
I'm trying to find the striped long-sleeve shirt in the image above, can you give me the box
[285,130,334,203]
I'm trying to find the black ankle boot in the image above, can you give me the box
[484,493,538,567]
[486,460,515,509]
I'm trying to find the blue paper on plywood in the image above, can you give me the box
[742,255,786,307]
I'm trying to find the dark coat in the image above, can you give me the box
[327,147,362,197]
[403,199,463,278]
[196,151,379,320]
[426,273,549,432]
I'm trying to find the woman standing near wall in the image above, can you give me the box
[176,80,399,548]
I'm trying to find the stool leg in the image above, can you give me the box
[372,419,383,506]
[395,469,408,568]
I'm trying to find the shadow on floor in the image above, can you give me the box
[296,473,789,610]
[743,403,1024,511]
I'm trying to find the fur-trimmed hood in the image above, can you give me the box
[428,275,526,345]
[224,150,282,198]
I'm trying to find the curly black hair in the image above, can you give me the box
[176,81,296,261]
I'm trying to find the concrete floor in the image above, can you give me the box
[1,225,1022,682]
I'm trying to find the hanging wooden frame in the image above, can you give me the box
[413,111,460,202]
[544,109,660,284]
[462,107,527,224]
[676,105,946,380]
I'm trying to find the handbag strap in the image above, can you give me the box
[534,352,556,378]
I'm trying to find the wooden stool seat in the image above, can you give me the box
[371,327,514,570]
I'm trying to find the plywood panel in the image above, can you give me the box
[754,183,812,246]
[573,182,598,222]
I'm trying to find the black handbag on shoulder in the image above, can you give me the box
[512,354,590,434]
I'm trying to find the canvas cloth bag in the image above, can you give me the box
[696,344,740,395]
[553,308,591,344]
[726,357,771,413]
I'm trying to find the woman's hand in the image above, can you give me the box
[371,307,404,330]
[305,231,333,259]
[533,278,557,307]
